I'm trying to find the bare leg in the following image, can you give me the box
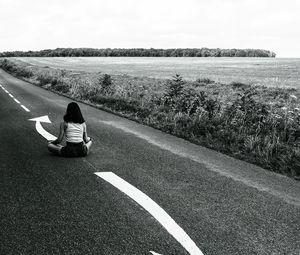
[85,140,92,155]
[48,143,63,155]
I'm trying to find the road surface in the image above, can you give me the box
[0,69,299,255]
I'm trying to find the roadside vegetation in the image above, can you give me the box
[1,58,299,177]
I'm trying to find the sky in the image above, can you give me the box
[0,0,299,57]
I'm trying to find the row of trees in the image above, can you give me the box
[0,48,276,58]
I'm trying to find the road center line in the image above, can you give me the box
[95,172,204,255]
[1,86,31,113]
[21,105,30,112]
[13,98,21,104]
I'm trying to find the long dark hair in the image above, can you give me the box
[63,102,85,124]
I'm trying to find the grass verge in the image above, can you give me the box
[1,58,300,178]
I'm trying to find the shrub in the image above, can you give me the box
[167,74,185,97]
[164,74,186,109]
[76,85,98,100]
[195,77,214,85]
[37,74,53,86]
[52,80,70,93]
[0,59,13,71]
[90,95,141,113]
[15,68,33,78]
[175,87,201,115]
[231,81,251,90]
[100,74,113,93]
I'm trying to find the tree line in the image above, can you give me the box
[0,48,276,57]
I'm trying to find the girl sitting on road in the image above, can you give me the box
[48,102,92,157]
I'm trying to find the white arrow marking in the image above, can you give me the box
[95,172,204,255]
[29,115,57,141]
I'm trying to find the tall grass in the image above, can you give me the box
[1,58,300,177]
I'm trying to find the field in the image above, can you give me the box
[1,58,300,178]
[14,57,300,88]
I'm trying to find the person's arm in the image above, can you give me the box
[83,123,91,143]
[50,122,66,144]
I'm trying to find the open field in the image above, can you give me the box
[13,57,300,88]
[1,58,300,178]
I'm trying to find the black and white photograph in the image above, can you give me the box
[0,0,299,254]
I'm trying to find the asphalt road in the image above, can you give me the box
[0,69,299,255]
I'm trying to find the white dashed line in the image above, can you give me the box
[21,105,30,112]
[1,86,31,113]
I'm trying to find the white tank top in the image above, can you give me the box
[65,122,85,143]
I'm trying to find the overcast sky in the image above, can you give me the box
[0,0,299,57]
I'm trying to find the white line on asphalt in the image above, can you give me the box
[29,116,57,141]
[2,87,31,113]
[21,105,30,112]
[95,172,204,255]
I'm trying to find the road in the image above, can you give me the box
[0,69,299,255]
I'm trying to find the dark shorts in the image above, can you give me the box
[61,142,87,157]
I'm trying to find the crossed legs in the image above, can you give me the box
[47,143,63,155]
[47,140,92,156]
